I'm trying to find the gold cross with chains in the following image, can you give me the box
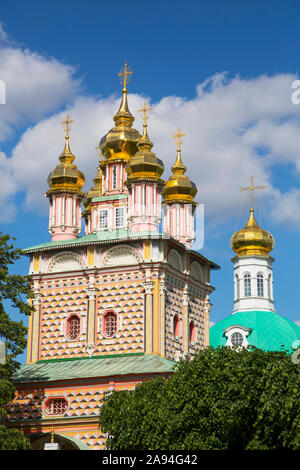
[138,102,152,126]
[240,176,265,209]
[61,114,74,137]
[94,144,102,161]
[118,61,133,89]
[173,128,186,151]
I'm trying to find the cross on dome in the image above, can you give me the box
[61,114,74,138]
[138,102,152,126]
[118,61,133,90]
[240,175,265,210]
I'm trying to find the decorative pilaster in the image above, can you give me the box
[142,281,154,354]
[159,279,167,357]
[30,294,42,363]
[85,287,98,356]
[182,290,190,354]
[204,295,213,347]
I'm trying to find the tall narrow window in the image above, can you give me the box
[244,273,251,297]
[112,165,117,190]
[66,314,80,340]
[115,207,124,227]
[99,209,108,229]
[103,311,117,337]
[257,273,264,297]
[189,321,196,344]
[173,315,180,338]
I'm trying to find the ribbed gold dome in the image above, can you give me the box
[47,133,85,196]
[162,139,197,204]
[126,115,164,181]
[99,62,141,162]
[231,208,274,257]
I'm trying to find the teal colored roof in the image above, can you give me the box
[210,310,300,352]
[12,354,175,384]
[23,229,163,253]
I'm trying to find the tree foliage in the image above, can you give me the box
[0,232,33,450]
[99,346,300,450]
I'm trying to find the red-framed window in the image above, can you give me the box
[173,315,180,338]
[189,321,196,344]
[103,311,117,337]
[44,397,68,416]
[66,314,80,340]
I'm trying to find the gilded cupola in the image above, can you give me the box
[162,129,197,204]
[231,177,274,257]
[99,62,141,162]
[46,115,85,196]
[126,102,164,181]
[83,147,103,212]
[231,207,274,257]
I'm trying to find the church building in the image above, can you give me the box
[210,177,300,351]
[7,63,219,450]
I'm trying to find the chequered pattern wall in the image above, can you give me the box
[38,270,145,360]
[40,280,88,360]
[165,283,183,360]
[7,382,137,450]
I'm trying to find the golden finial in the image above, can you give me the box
[50,422,55,444]
[138,102,152,126]
[173,128,186,152]
[118,61,133,91]
[240,176,265,211]
[171,128,186,174]
[61,114,74,138]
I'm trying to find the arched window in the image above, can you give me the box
[257,273,264,297]
[173,315,180,338]
[231,332,244,346]
[66,314,80,340]
[44,397,68,416]
[103,311,117,337]
[244,273,251,297]
[189,321,196,344]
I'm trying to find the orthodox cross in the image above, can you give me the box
[118,61,133,89]
[173,128,186,151]
[138,102,152,125]
[240,176,265,209]
[94,144,102,162]
[61,114,74,137]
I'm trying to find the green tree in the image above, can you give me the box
[0,232,34,450]
[99,346,300,450]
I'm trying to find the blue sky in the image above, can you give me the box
[1,0,300,363]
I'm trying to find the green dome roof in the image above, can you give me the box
[210,310,300,352]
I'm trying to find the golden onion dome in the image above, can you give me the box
[99,62,141,162]
[126,103,164,181]
[162,129,197,204]
[83,165,103,211]
[231,207,274,257]
[46,117,85,196]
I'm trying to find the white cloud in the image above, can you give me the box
[0,44,81,140]
[2,40,300,235]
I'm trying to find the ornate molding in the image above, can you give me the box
[142,281,154,295]
[85,343,95,357]
[85,287,98,300]
[33,294,42,306]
